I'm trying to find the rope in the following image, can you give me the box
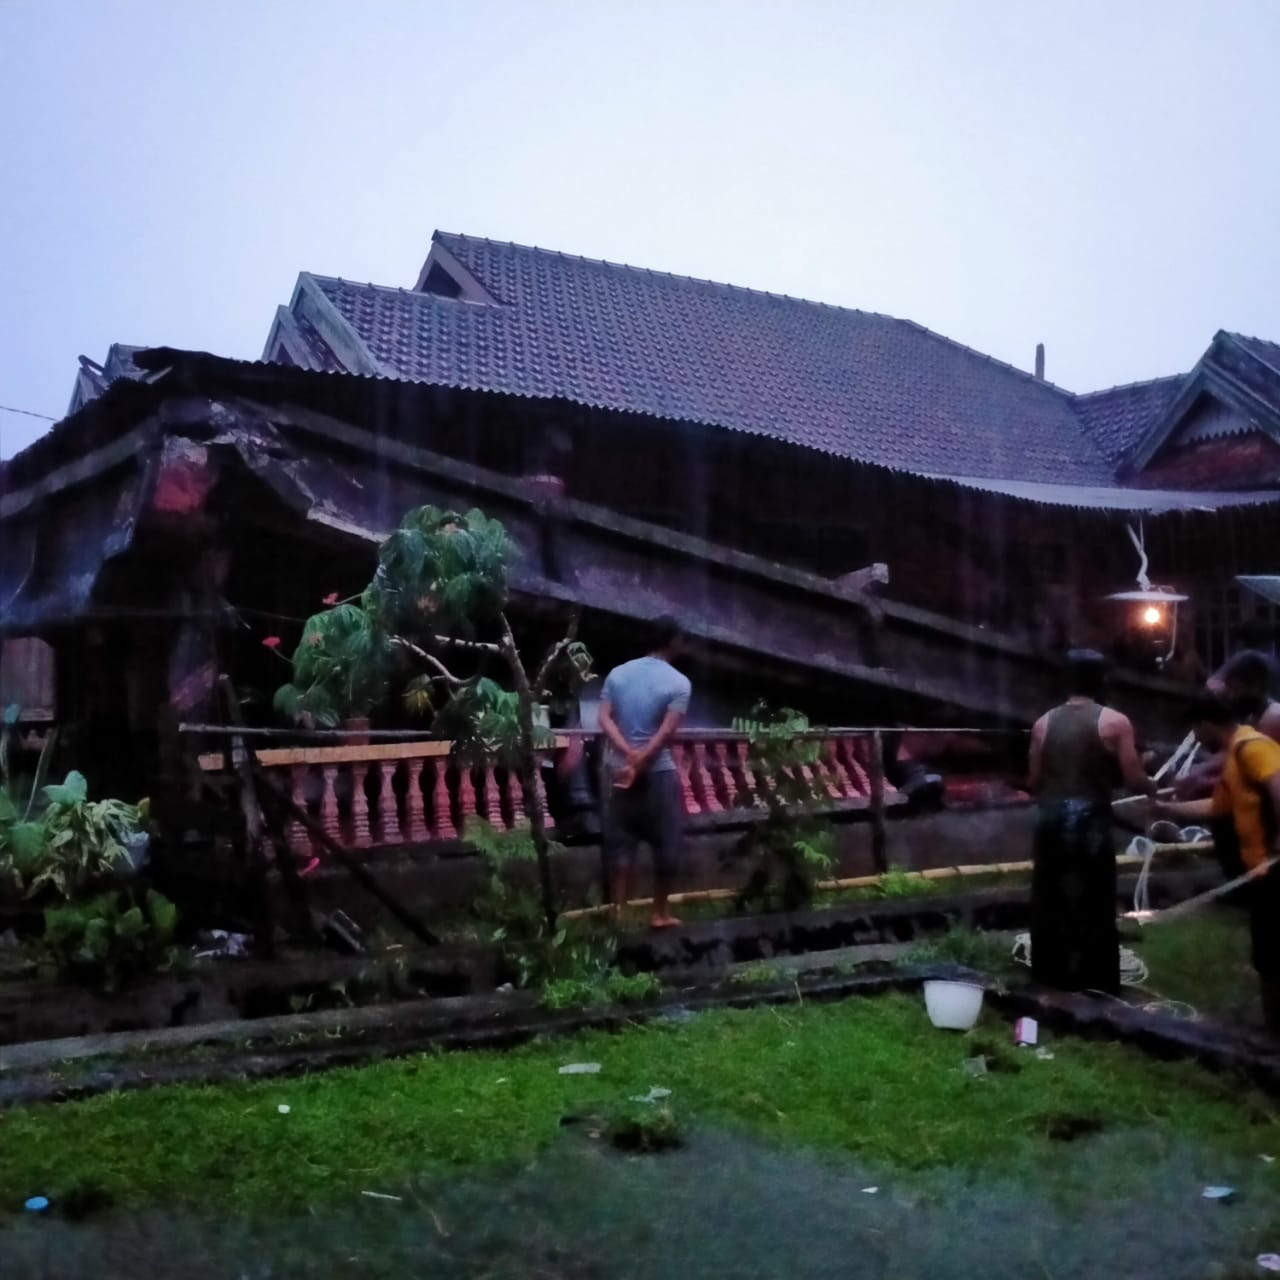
[1011,932,1150,987]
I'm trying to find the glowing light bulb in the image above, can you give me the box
[1142,606,1163,626]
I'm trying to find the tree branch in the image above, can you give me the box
[432,633,502,655]
[392,636,463,685]
[533,609,582,697]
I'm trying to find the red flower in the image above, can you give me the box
[262,636,282,650]
[322,592,339,606]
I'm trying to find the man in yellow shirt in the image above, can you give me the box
[1158,692,1280,1032]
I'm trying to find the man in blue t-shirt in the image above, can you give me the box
[598,617,692,928]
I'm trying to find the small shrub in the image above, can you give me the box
[724,705,837,914]
[541,968,663,1011]
[43,888,180,992]
[903,926,1015,976]
[876,869,921,899]
[607,1102,683,1153]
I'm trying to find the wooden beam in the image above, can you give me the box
[0,424,154,520]
[253,767,441,947]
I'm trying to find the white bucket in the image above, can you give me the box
[923,980,984,1030]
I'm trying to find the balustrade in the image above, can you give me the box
[198,730,891,856]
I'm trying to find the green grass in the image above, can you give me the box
[2,990,1277,1218]
[1131,906,1258,1020]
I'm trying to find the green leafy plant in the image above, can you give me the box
[1,770,141,900]
[724,706,836,913]
[272,604,392,728]
[276,506,595,930]
[43,888,180,992]
[5,768,142,901]
[466,819,611,990]
[903,925,1016,976]
[876,869,921,899]
[541,967,663,1011]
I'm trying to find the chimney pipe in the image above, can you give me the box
[1034,343,1045,380]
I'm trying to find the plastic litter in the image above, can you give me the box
[1035,1047,1056,1061]
[277,1104,291,1115]
[24,1197,49,1213]
[861,1187,879,1195]
[559,1063,602,1075]
[1258,1254,1280,1272]
[1263,1155,1276,1165]
[361,1191,403,1202]
[961,1055,988,1078]
[1202,1185,1235,1202]
[195,930,251,960]
[629,1086,672,1104]
[1015,1017,1039,1047]
[496,983,515,994]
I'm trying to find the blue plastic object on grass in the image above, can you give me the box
[24,1196,49,1213]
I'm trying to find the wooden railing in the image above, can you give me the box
[197,731,888,856]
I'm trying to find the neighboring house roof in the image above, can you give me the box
[67,343,147,416]
[271,232,1280,494]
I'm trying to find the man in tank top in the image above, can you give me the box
[1027,650,1156,993]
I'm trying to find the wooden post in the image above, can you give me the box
[218,677,276,957]
[869,729,889,875]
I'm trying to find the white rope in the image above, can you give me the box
[1010,931,1149,986]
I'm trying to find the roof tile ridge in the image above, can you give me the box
[434,229,907,320]
[1221,331,1280,380]
[1072,372,1186,402]
[892,317,1074,396]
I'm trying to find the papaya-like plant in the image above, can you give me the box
[275,506,594,928]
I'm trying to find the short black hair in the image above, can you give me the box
[1065,649,1107,700]
[647,615,684,653]
[1187,690,1239,728]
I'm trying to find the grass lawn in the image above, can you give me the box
[1,990,1277,1216]
[1130,905,1260,1024]
[5,989,1280,1276]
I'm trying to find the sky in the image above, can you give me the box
[2,0,1278,459]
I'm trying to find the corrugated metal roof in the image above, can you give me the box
[1238,575,1280,605]
[926,475,1280,512]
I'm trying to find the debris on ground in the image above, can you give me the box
[195,930,252,960]
[961,1055,988,1078]
[1014,1017,1039,1047]
[1035,1046,1056,1061]
[23,1196,49,1213]
[1201,1185,1235,1202]
[628,1086,672,1104]
[1257,1254,1280,1272]
[361,1191,403,1202]
[1262,1155,1276,1164]
[321,910,365,954]
[559,1063,602,1075]
[861,1187,879,1195]
[277,1104,291,1115]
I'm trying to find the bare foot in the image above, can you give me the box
[650,914,681,929]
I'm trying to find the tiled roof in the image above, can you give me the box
[1071,376,1184,465]
[310,234,1120,485]
[1230,333,1280,375]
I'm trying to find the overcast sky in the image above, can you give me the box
[2,0,1278,458]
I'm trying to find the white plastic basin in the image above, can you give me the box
[923,979,984,1031]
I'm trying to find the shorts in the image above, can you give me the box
[1250,865,1280,982]
[601,768,684,875]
